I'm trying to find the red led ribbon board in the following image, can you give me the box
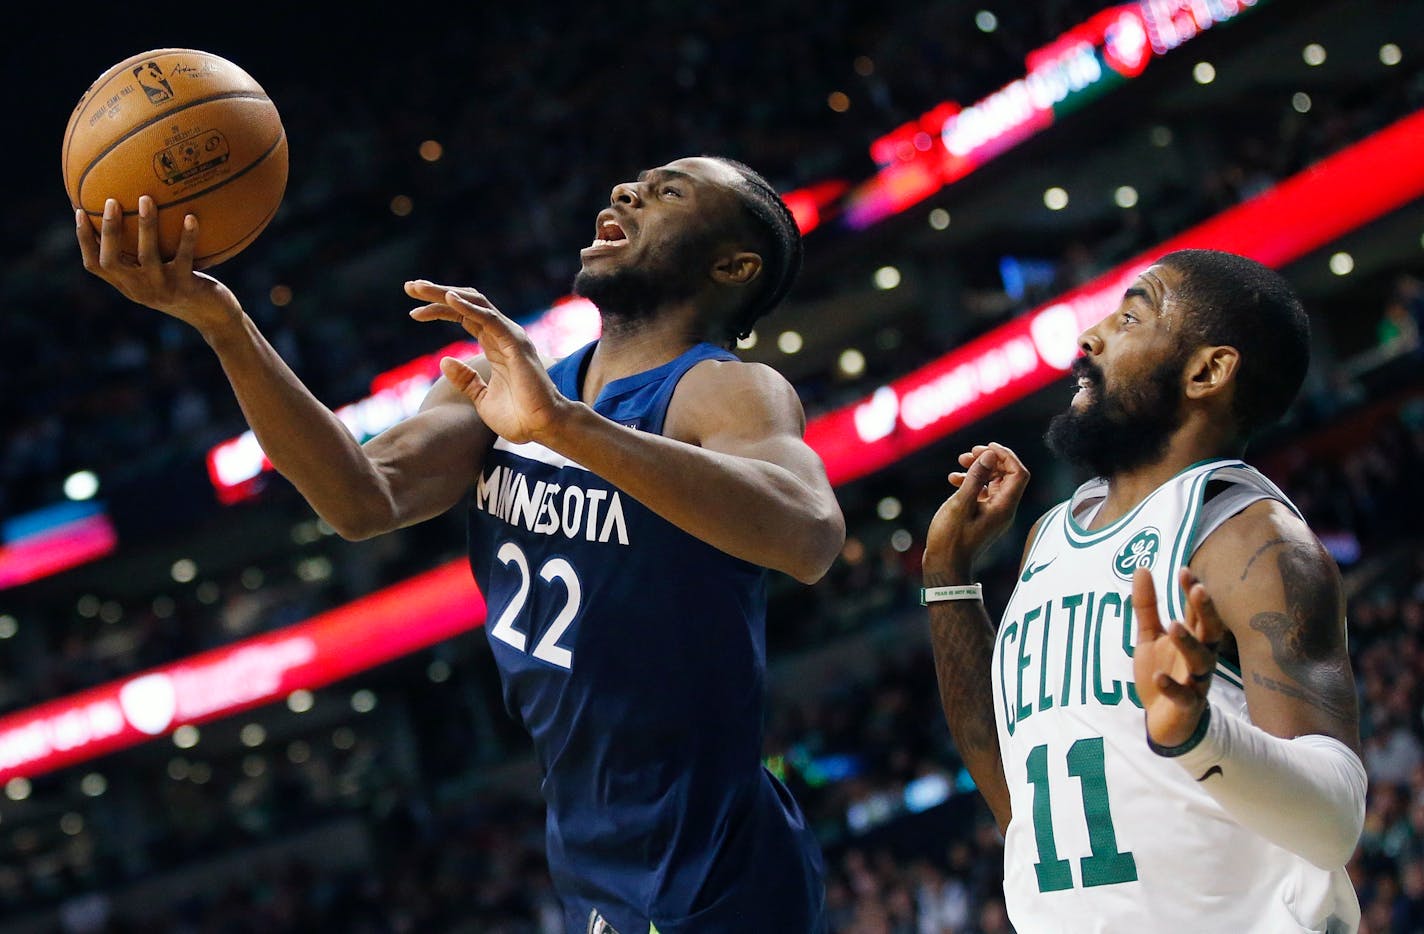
[0,560,482,783]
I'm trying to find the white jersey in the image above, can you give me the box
[993,458,1359,933]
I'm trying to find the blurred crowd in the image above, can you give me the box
[1,0,1118,520]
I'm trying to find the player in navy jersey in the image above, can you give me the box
[77,155,845,932]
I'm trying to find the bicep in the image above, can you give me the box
[1192,502,1360,753]
[672,361,828,487]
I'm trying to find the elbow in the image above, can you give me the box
[331,520,380,542]
[320,498,399,543]
[787,507,846,585]
[1305,804,1366,871]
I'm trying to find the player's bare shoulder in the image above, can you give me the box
[664,357,806,445]
[1192,497,1339,597]
[1189,496,1347,669]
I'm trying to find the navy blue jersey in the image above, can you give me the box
[467,340,826,933]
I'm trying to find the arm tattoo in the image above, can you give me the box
[928,603,1001,761]
[1238,537,1290,581]
[1247,545,1358,726]
[926,594,1010,828]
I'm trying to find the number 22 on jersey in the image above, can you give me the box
[488,541,582,670]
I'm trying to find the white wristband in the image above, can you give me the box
[920,583,983,604]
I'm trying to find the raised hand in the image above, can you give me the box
[1131,566,1224,748]
[76,196,241,337]
[924,442,1031,580]
[405,280,568,444]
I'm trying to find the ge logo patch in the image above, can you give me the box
[1113,527,1160,580]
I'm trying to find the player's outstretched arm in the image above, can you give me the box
[411,286,845,583]
[921,443,1030,832]
[1132,503,1365,869]
[77,200,492,540]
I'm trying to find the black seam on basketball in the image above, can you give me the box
[193,196,283,266]
[82,132,286,219]
[74,91,274,204]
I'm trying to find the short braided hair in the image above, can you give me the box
[708,156,804,342]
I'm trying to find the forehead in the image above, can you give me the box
[657,156,747,189]
[1140,263,1185,292]
[1126,264,1186,305]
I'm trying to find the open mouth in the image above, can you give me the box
[1070,362,1101,403]
[588,215,628,249]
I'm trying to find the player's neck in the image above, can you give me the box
[1093,426,1241,529]
[581,308,706,402]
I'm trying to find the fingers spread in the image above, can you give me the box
[173,214,198,275]
[76,209,99,270]
[98,199,122,268]
[408,304,464,324]
[439,356,485,397]
[404,280,495,309]
[136,195,160,265]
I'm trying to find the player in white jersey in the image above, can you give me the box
[921,249,1365,933]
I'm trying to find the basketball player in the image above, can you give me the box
[76,156,844,932]
[921,250,1365,932]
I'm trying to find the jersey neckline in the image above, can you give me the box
[571,340,729,409]
[1063,457,1244,547]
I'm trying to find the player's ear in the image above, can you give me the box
[711,250,762,287]
[1183,344,1240,401]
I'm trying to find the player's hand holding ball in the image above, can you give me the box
[66,49,287,340]
[76,196,242,340]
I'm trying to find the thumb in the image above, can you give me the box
[440,356,486,400]
[959,448,1000,499]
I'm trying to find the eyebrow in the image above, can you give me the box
[636,167,696,185]
[1124,287,1151,302]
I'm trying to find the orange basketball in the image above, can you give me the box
[62,48,288,269]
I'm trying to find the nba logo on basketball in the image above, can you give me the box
[132,62,174,104]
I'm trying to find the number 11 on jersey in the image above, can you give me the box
[1025,736,1138,892]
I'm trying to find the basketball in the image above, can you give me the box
[62,48,288,269]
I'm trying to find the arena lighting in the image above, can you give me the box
[806,108,1424,486]
[0,501,117,591]
[204,1,1261,505]
[842,0,1263,229]
[206,108,1424,504]
[0,559,483,783]
[13,111,1424,785]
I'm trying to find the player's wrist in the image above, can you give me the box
[197,308,254,352]
[1147,703,1212,757]
[921,555,973,585]
[529,397,594,450]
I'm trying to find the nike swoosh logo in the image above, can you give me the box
[1196,765,1223,782]
[1021,557,1057,582]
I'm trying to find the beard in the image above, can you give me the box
[1044,353,1187,480]
[572,224,717,330]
